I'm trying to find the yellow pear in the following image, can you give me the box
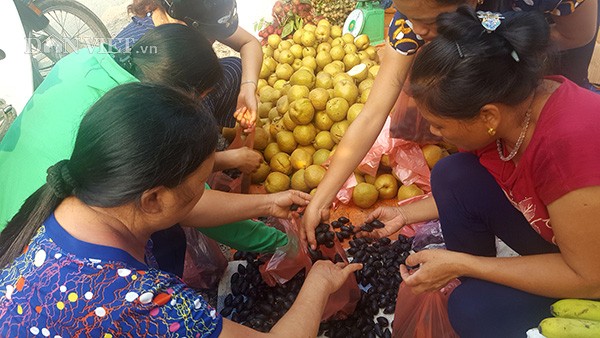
[334,79,359,105]
[374,174,399,200]
[282,112,297,131]
[268,34,282,49]
[317,42,332,54]
[290,69,315,88]
[259,102,273,119]
[352,182,379,208]
[330,45,345,61]
[315,72,334,89]
[330,25,343,38]
[300,30,317,47]
[293,124,317,146]
[276,131,297,154]
[250,161,270,184]
[290,148,313,171]
[275,63,294,81]
[397,184,425,200]
[358,78,374,94]
[265,172,291,193]
[330,120,350,143]
[301,56,317,72]
[422,144,444,169]
[325,97,349,122]
[304,164,327,189]
[291,169,311,192]
[263,142,281,162]
[343,53,361,71]
[269,152,292,175]
[314,111,334,131]
[347,103,364,123]
[276,95,289,115]
[313,131,335,150]
[253,127,270,151]
[316,50,333,69]
[312,149,331,165]
[287,85,310,102]
[289,98,315,125]
[293,29,304,44]
[309,88,330,111]
[354,34,370,50]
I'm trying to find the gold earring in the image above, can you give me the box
[477,0,485,4]
[487,127,496,136]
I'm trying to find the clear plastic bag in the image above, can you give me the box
[411,220,446,252]
[182,227,228,290]
[389,83,442,145]
[393,279,461,338]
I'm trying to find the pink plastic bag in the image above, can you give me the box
[182,227,228,290]
[389,81,442,145]
[393,279,461,338]
[207,126,255,193]
[333,117,431,206]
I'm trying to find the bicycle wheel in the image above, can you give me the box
[29,0,110,84]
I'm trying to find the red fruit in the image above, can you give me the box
[276,27,283,35]
[267,26,275,34]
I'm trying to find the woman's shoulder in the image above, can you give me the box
[388,10,425,56]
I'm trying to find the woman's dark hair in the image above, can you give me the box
[121,24,223,95]
[0,83,219,268]
[409,6,550,120]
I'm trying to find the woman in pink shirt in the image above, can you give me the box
[362,7,600,337]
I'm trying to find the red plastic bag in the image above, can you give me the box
[207,126,255,193]
[182,227,228,290]
[259,216,360,321]
[259,217,312,287]
[389,82,442,145]
[393,279,461,338]
[318,235,361,321]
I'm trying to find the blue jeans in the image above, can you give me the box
[431,153,560,338]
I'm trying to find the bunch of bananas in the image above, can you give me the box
[311,0,356,26]
[538,299,600,337]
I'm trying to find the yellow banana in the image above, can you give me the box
[551,299,600,321]
[539,317,600,338]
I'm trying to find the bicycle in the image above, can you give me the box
[15,0,111,87]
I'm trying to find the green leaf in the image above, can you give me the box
[281,21,294,37]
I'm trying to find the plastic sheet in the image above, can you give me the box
[411,220,446,252]
[182,227,228,290]
[392,279,461,338]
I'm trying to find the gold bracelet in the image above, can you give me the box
[240,80,257,87]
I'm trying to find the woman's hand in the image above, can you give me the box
[359,206,408,238]
[267,190,312,219]
[399,249,464,294]
[301,202,331,250]
[235,84,258,131]
[306,260,363,294]
[231,147,262,174]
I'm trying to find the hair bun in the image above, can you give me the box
[46,160,76,199]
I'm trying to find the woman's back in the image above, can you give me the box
[0,45,138,228]
[0,214,221,336]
